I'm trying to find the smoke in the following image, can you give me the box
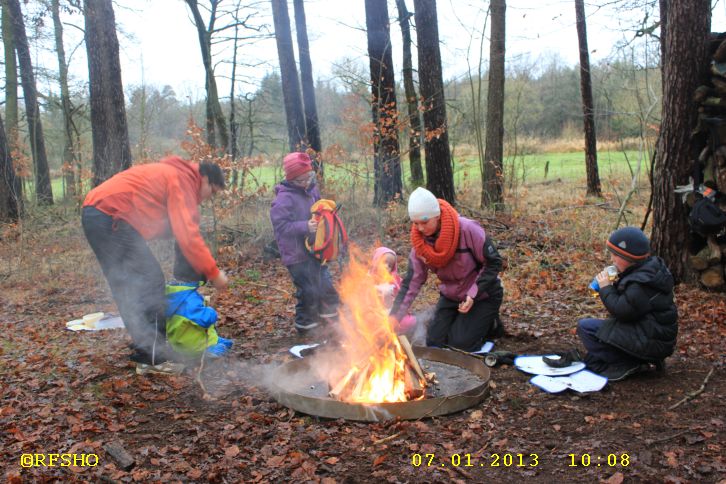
[406,307,435,346]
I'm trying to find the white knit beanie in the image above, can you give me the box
[408,187,440,221]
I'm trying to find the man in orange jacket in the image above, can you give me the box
[82,156,228,374]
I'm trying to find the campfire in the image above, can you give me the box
[326,247,429,403]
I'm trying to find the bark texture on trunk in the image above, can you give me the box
[7,0,53,204]
[652,0,711,283]
[482,0,506,209]
[271,0,307,152]
[413,0,455,203]
[52,0,77,198]
[365,0,402,205]
[575,0,602,197]
[395,0,423,186]
[0,113,21,221]
[85,0,132,186]
[293,0,322,156]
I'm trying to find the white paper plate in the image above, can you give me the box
[514,355,586,376]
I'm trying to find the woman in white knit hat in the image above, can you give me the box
[389,187,504,351]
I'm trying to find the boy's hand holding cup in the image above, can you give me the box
[588,265,618,297]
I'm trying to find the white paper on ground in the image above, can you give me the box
[65,314,125,331]
[289,343,320,358]
[514,355,586,376]
[530,370,608,393]
[472,341,495,354]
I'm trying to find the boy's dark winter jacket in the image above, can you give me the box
[597,256,678,361]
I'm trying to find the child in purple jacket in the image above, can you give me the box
[390,187,504,351]
[270,152,339,333]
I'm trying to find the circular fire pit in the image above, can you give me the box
[269,347,491,422]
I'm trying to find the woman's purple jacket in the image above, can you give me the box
[390,216,503,321]
[270,181,320,266]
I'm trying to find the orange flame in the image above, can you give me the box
[329,245,422,403]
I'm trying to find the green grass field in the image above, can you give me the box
[33,150,649,203]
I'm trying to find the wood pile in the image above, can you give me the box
[328,335,428,401]
[688,34,726,289]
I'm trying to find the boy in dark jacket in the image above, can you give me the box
[270,152,339,333]
[577,227,678,382]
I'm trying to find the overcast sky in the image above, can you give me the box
[31,0,726,99]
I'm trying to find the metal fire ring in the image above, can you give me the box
[269,346,491,422]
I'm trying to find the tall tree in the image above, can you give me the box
[395,0,423,185]
[293,0,322,155]
[365,0,403,205]
[2,1,18,141]
[413,0,455,203]
[271,0,306,152]
[575,0,602,197]
[0,113,22,221]
[85,0,132,186]
[52,0,78,199]
[651,0,711,282]
[229,0,242,162]
[6,0,53,204]
[185,0,230,151]
[482,0,506,209]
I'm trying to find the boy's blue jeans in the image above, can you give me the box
[577,318,642,369]
[287,258,339,330]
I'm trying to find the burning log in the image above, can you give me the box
[329,366,359,400]
[397,335,425,381]
[403,364,424,399]
[351,363,374,400]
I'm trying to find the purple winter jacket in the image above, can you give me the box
[390,216,503,321]
[270,181,321,266]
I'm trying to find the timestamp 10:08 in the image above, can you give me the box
[569,454,630,467]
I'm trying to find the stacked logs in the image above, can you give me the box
[688,34,726,289]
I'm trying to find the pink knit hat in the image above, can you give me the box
[283,152,313,181]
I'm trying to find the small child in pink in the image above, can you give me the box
[370,247,416,333]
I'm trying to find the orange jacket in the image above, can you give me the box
[84,156,220,280]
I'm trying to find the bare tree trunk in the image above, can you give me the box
[2,1,18,139]
[365,0,403,205]
[52,0,77,199]
[414,0,455,203]
[395,0,423,186]
[482,0,506,210]
[185,0,229,152]
[271,0,306,152]
[229,3,241,162]
[0,113,21,221]
[7,0,53,204]
[575,0,602,197]
[85,0,132,186]
[293,0,322,158]
[651,0,711,283]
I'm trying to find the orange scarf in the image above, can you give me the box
[410,199,460,268]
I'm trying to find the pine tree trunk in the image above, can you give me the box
[185,0,229,152]
[413,0,455,203]
[395,0,423,186]
[575,0,602,197]
[7,0,53,204]
[84,0,132,186]
[52,0,76,199]
[482,0,506,210]
[271,0,307,152]
[652,0,711,283]
[2,2,18,139]
[0,113,21,221]
[365,0,402,206]
[293,0,322,157]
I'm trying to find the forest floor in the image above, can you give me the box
[1,186,725,483]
